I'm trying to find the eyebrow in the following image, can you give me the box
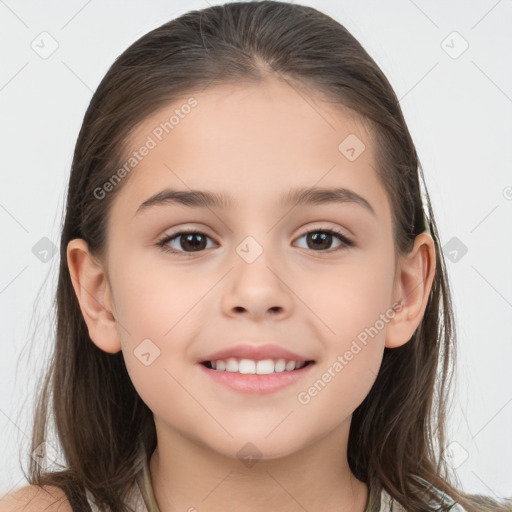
[134,186,376,217]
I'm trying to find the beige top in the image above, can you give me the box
[83,454,466,512]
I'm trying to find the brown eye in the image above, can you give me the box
[157,231,216,255]
[294,229,354,252]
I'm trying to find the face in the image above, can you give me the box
[95,77,403,460]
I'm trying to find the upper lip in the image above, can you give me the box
[200,344,314,363]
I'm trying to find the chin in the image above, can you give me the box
[202,431,312,464]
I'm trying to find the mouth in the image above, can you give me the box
[200,358,316,374]
[198,358,316,394]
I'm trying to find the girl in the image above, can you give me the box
[1,1,510,511]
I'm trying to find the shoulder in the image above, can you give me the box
[0,484,73,512]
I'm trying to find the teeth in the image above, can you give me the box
[207,358,307,374]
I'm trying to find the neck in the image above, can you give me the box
[149,417,368,512]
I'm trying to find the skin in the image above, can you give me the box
[67,76,436,512]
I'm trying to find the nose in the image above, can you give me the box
[221,250,294,321]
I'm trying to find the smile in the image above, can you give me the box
[202,358,313,374]
[198,359,316,394]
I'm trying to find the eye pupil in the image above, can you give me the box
[307,232,332,250]
[181,233,206,251]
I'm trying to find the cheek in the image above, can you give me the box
[110,259,209,405]
[117,279,191,421]
[305,254,396,343]
[296,269,392,417]
[298,253,394,405]
[111,257,196,341]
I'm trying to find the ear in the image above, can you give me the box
[66,238,122,353]
[385,232,437,349]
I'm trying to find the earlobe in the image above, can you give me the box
[385,233,437,349]
[66,238,122,354]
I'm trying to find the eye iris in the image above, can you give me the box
[181,233,206,251]
[307,232,332,250]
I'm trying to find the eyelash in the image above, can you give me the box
[155,227,355,257]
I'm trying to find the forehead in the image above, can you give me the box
[111,77,390,222]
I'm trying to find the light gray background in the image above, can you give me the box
[1,0,511,500]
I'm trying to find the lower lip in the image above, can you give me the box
[198,362,315,395]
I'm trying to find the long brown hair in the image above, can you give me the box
[20,2,510,511]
